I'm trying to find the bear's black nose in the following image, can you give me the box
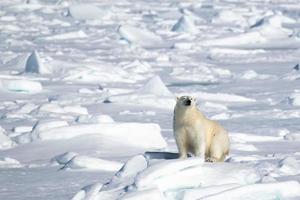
[185,99,191,106]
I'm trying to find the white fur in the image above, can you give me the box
[173,96,230,161]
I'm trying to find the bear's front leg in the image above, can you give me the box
[194,138,206,160]
[174,129,188,159]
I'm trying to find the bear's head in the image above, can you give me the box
[176,96,197,108]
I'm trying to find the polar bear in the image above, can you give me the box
[173,96,230,162]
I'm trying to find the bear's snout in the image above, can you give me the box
[185,99,191,106]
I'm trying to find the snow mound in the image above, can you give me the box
[202,14,299,48]
[93,157,261,199]
[24,50,51,74]
[16,123,167,149]
[62,155,123,171]
[288,91,300,106]
[0,157,22,168]
[172,15,197,34]
[68,4,110,20]
[118,25,171,48]
[109,76,175,109]
[0,79,43,93]
[0,126,15,150]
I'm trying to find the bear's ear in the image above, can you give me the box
[176,96,180,101]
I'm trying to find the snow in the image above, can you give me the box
[1,0,300,199]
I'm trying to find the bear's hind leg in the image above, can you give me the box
[208,142,225,162]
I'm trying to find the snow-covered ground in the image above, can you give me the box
[1,0,300,199]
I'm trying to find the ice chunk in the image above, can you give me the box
[212,10,246,25]
[51,152,78,165]
[18,123,167,149]
[0,157,22,168]
[71,183,103,200]
[39,103,88,115]
[138,76,173,97]
[172,15,197,33]
[182,184,240,200]
[0,79,42,93]
[118,25,171,48]
[77,115,115,124]
[13,126,33,133]
[239,70,272,80]
[62,155,123,171]
[278,157,300,175]
[122,188,165,200]
[24,50,51,74]
[109,76,175,109]
[202,14,298,49]
[14,120,69,144]
[121,60,152,74]
[0,126,15,149]
[202,181,300,200]
[135,158,260,191]
[288,91,300,106]
[68,4,110,20]
[101,155,148,193]
[284,133,300,141]
[181,92,255,103]
[42,30,87,40]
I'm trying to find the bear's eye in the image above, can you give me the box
[182,97,186,100]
